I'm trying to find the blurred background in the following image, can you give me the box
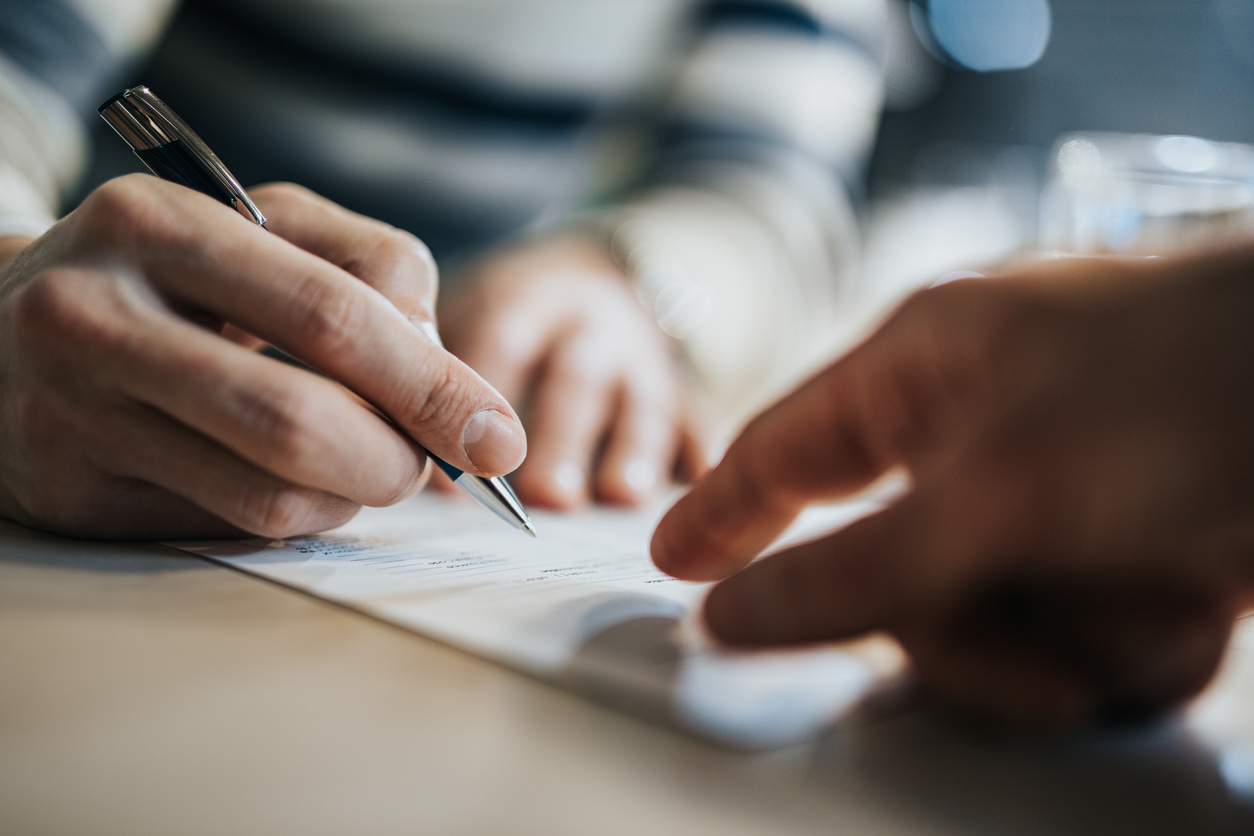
[865,0,1254,303]
[18,0,1254,422]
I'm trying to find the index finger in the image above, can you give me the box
[250,183,440,325]
[650,360,891,581]
[651,285,989,581]
[75,177,526,476]
[699,472,1017,645]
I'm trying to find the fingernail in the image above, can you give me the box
[408,315,444,348]
[463,409,526,474]
[623,458,657,494]
[552,461,586,498]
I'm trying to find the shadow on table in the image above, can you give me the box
[808,696,1254,836]
[11,523,1246,836]
[0,519,212,574]
[554,599,881,749]
[558,607,1254,836]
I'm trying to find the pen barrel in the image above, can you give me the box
[136,142,238,210]
[452,472,533,533]
[98,86,267,226]
[428,454,531,534]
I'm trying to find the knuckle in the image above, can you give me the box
[255,181,312,203]
[251,181,320,218]
[396,360,467,435]
[237,484,313,538]
[313,496,361,531]
[10,269,158,378]
[400,231,438,287]
[374,461,424,507]
[81,177,141,220]
[77,176,163,246]
[376,227,436,278]
[240,385,328,472]
[76,174,222,258]
[352,226,439,312]
[10,270,77,337]
[372,442,426,505]
[289,276,370,357]
[11,270,109,349]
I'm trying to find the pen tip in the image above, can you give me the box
[524,521,537,538]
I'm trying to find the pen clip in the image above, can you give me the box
[98,86,266,227]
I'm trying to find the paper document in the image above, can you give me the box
[171,493,899,748]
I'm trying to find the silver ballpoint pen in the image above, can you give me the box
[99,86,536,537]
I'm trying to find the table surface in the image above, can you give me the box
[3,519,1254,836]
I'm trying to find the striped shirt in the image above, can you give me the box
[0,0,893,418]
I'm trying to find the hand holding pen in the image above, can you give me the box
[0,87,530,539]
[99,87,534,535]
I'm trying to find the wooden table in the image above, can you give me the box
[3,520,1253,836]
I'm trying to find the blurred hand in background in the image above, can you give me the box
[440,235,710,509]
[653,247,1254,731]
